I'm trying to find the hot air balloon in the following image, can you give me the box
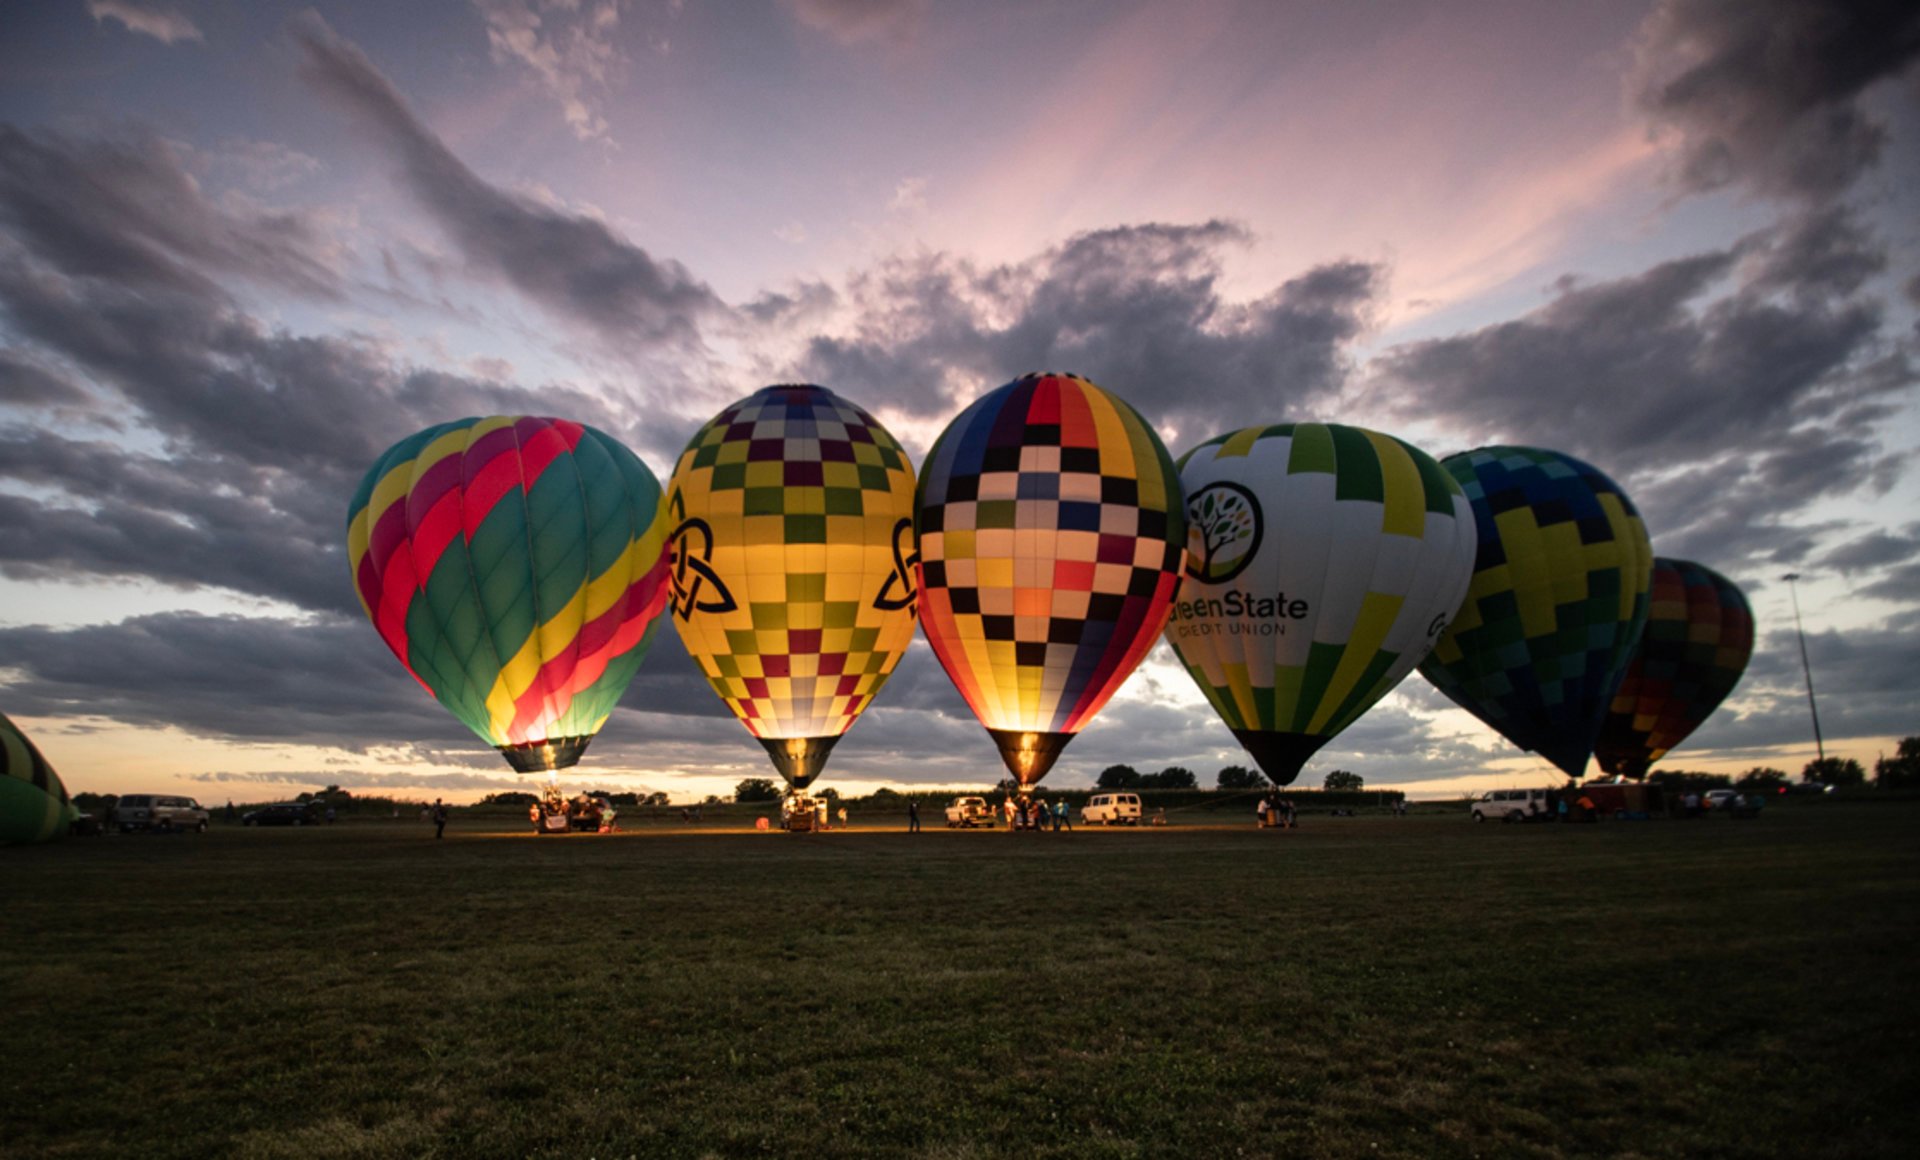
[1417,446,1655,778]
[2,712,78,844]
[916,372,1186,790]
[1166,424,1478,786]
[665,385,920,791]
[1594,558,1753,778]
[346,416,672,772]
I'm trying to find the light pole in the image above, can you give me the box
[1781,573,1825,763]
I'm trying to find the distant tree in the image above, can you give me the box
[1873,738,1920,790]
[1735,767,1792,794]
[1322,770,1364,792]
[734,779,781,803]
[1097,764,1141,789]
[819,787,841,805]
[1146,766,1197,789]
[71,792,113,812]
[642,791,670,807]
[704,794,724,806]
[480,791,537,806]
[1216,765,1265,790]
[1802,756,1866,789]
[1648,769,1733,793]
[995,777,1021,796]
[867,787,902,803]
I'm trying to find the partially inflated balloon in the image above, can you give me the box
[916,373,1186,788]
[2,712,77,845]
[666,385,920,790]
[1166,424,1478,785]
[1418,446,1654,778]
[347,417,671,772]
[1594,558,1753,778]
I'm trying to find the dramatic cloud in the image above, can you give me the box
[474,0,631,141]
[0,609,726,754]
[1632,0,1920,200]
[780,0,928,46]
[294,12,725,351]
[0,125,340,303]
[85,0,201,45]
[1367,208,1915,571]
[798,221,1379,446]
[1825,522,1920,602]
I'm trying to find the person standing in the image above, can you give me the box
[431,798,448,839]
[837,805,849,831]
[1256,797,1270,828]
[908,799,920,833]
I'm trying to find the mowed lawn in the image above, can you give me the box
[4,800,1916,1159]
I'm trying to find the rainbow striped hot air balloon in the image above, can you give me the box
[666,385,921,790]
[1594,558,1754,779]
[347,416,672,772]
[1417,446,1655,779]
[915,372,1187,789]
[2,712,78,845]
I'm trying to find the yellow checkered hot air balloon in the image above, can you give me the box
[666,386,920,790]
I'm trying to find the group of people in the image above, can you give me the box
[1003,796,1072,832]
[1255,794,1297,828]
[527,789,617,833]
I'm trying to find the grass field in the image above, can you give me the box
[4,799,1917,1158]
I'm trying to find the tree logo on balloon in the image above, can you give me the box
[666,489,736,620]
[1185,482,1263,584]
[872,517,920,613]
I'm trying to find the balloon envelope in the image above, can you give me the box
[1166,424,1477,785]
[1417,446,1654,778]
[347,416,671,772]
[915,372,1186,788]
[1594,558,1753,778]
[2,712,77,844]
[666,385,920,790]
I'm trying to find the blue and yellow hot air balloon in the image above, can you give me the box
[1417,446,1655,778]
[916,373,1187,789]
[666,385,921,790]
[1594,558,1753,779]
[2,712,78,845]
[347,416,672,772]
[1166,424,1478,786]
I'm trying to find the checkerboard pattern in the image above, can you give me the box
[1418,446,1654,778]
[667,386,919,763]
[916,373,1186,754]
[3,711,74,845]
[1595,558,1753,777]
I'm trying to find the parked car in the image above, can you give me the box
[242,802,322,827]
[110,794,210,833]
[1704,789,1739,811]
[1469,788,1552,823]
[1082,792,1142,826]
[944,796,996,828]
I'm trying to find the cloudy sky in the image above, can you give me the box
[3,0,1916,803]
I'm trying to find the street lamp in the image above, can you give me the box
[1780,573,1825,763]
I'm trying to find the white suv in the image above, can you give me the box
[1082,792,1142,826]
[1470,788,1550,823]
[111,794,211,833]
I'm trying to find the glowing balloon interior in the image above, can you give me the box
[347,416,672,772]
[2,712,77,845]
[1166,424,1478,786]
[666,385,920,791]
[916,372,1186,789]
[1595,558,1753,778]
[1418,446,1654,778]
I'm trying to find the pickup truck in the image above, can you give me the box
[944,796,996,828]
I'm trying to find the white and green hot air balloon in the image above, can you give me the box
[1164,423,1477,785]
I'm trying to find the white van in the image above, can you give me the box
[1082,792,1142,826]
[1469,788,1551,823]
